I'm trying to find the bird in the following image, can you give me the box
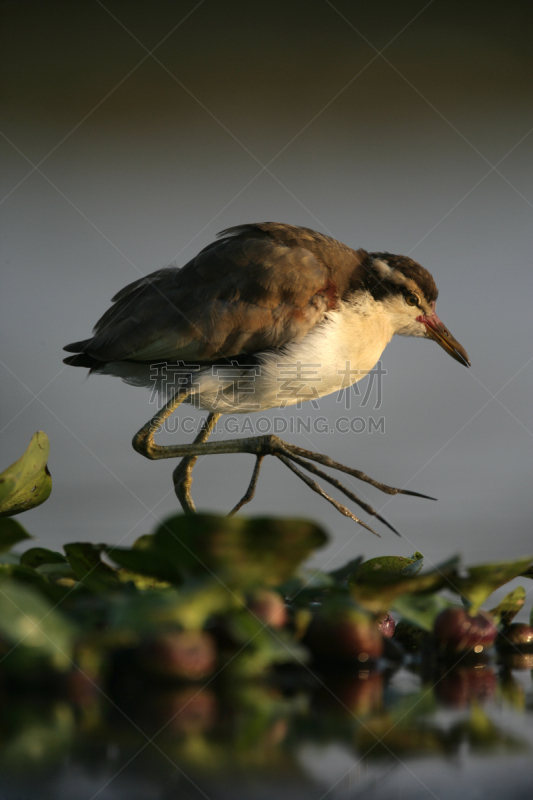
[64,222,470,536]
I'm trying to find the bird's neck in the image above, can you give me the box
[326,290,396,374]
[268,290,395,390]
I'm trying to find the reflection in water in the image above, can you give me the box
[1,661,532,800]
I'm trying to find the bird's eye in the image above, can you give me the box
[405,293,420,307]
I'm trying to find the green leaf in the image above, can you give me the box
[115,569,170,590]
[0,477,15,508]
[403,553,424,575]
[393,593,460,632]
[132,533,155,549]
[222,610,308,676]
[489,586,526,627]
[64,543,123,593]
[106,544,182,585]
[447,556,533,611]
[20,547,67,568]
[279,569,336,605]
[0,518,33,553]
[0,432,52,517]
[0,551,21,565]
[355,554,423,580]
[110,580,239,635]
[349,556,459,615]
[125,513,328,589]
[36,562,77,579]
[0,561,73,603]
[328,556,364,583]
[0,579,75,670]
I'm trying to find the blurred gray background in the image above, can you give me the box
[1,0,532,570]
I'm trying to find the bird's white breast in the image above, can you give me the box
[191,291,395,413]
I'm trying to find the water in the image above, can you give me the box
[2,660,532,799]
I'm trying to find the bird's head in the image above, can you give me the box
[366,253,470,367]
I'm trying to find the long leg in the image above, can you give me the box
[172,412,220,514]
[132,393,433,534]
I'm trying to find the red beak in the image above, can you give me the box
[417,308,470,367]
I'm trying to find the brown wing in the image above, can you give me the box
[64,223,365,363]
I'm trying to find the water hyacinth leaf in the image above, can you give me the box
[279,569,336,605]
[132,533,155,550]
[0,432,52,517]
[489,586,526,628]
[110,581,238,635]
[403,552,424,575]
[448,556,533,611]
[0,518,33,553]
[109,588,184,637]
[349,556,459,615]
[355,554,423,581]
[20,547,67,568]
[222,610,308,676]
[64,543,123,592]
[21,547,77,583]
[0,551,20,565]
[36,562,77,579]
[0,579,75,670]
[328,556,364,583]
[148,513,328,589]
[0,477,15,509]
[114,569,170,591]
[106,544,184,585]
[393,593,460,632]
[0,561,54,595]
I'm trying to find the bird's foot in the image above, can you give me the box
[227,435,436,537]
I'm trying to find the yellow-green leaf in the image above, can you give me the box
[0,518,33,553]
[115,513,329,590]
[447,556,533,611]
[349,556,459,615]
[20,547,67,568]
[0,432,52,517]
[489,586,526,627]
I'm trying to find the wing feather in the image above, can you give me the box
[64,223,365,364]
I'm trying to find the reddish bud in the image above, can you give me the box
[247,590,288,629]
[304,599,383,664]
[433,608,497,653]
[496,623,533,650]
[138,630,217,681]
[377,613,395,638]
